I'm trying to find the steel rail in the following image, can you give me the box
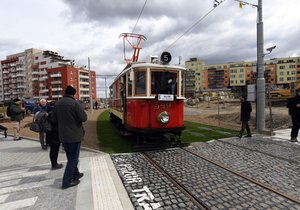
[142,152,210,210]
[181,147,300,205]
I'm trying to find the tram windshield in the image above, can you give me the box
[151,71,178,95]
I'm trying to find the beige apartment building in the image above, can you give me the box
[0,48,97,102]
[184,56,300,95]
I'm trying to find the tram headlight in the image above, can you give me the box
[157,111,169,124]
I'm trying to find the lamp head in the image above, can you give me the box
[266,45,276,52]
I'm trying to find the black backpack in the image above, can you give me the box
[6,105,12,117]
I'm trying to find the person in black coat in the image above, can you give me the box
[287,90,300,142]
[239,95,252,138]
[46,112,63,169]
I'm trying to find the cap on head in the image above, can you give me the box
[13,98,21,103]
[65,85,76,95]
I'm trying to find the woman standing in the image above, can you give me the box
[34,99,50,150]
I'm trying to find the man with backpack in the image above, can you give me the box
[10,98,25,141]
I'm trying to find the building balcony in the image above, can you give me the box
[52,94,63,98]
[39,89,49,93]
[79,81,89,85]
[39,76,48,81]
[50,73,62,78]
[51,88,63,91]
[32,71,39,75]
[79,75,89,79]
[32,78,39,81]
[51,80,62,85]
[17,73,25,77]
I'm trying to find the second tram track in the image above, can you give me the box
[142,147,300,208]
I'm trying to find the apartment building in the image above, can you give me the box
[0,48,97,101]
[184,56,300,96]
[185,58,207,91]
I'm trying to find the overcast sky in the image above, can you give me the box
[0,0,299,97]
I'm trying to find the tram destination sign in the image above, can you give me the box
[157,94,174,101]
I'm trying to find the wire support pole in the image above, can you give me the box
[256,0,265,132]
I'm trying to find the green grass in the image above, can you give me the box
[181,121,239,143]
[97,110,133,153]
[97,110,239,154]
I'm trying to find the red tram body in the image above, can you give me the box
[109,60,186,141]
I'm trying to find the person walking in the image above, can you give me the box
[52,85,87,189]
[239,95,252,138]
[287,89,300,142]
[34,99,51,150]
[10,98,25,141]
[46,111,63,170]
[0,124,8,138]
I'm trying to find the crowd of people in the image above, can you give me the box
[3,85,88,189]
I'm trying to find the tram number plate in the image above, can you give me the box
[154,102,171,110]
[157,94,174,101]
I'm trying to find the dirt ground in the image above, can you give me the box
[184,100,291,132]
[1,109,105,150]
[1,101,291,150]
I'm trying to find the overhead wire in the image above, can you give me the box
[132,0,148,34]
[164,0,226,52]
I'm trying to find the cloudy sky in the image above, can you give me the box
[0,0,299,97]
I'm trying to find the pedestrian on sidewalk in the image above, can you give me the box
[239,95,252,138]
[34,99,51,150]
[10,98,25,141]
[46,111,63,170]
[0,124,8,138]
[52,85,87,189]
[287,89,300,142]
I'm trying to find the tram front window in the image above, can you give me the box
[151,71,178,95]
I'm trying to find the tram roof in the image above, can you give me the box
[114,62,186,81]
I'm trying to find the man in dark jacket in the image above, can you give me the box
[52,85,87,189]
[239,95,252,138]
[287,89,300,142]
[10,98,25,140]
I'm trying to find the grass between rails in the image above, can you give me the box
[97,110,239,154]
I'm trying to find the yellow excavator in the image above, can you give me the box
[269,82,300,99]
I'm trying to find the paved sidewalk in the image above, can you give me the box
[0,135,133,210]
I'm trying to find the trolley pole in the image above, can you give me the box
[256,0,265,132]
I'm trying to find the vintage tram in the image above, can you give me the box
[109,53,186,144]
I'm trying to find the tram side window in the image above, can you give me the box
[134,71,146,95]
[151,71,178,95]
[127,73,132,96]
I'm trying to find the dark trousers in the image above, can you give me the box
[49,143,60,167]
[0,125,7,131]
[291,116,300,138]
[62,142,81,187]
[240,120,251,136]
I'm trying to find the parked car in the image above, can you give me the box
[24,100,38,114]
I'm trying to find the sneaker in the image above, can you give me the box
[52,163,63,170]
[246,134,252,137]
[291,138,298,142]
[73,173,84,181]
[4,131,7,138]
[13,137,22,141]
[62,180,80,190]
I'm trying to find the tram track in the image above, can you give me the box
[142,147,300,208]
[180,147,300,206]
[216,138,300,164]
[142,152,210,210]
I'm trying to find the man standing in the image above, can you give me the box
[52,85,87,189]
[239,95,252,138]
[10,98,25,140]
[287,89,300,142]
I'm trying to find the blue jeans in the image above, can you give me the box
[62,142,81,187]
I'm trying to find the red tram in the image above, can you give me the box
[109,55,186,143]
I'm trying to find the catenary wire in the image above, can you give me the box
[164,0,226,52]
[132,0,148,34]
